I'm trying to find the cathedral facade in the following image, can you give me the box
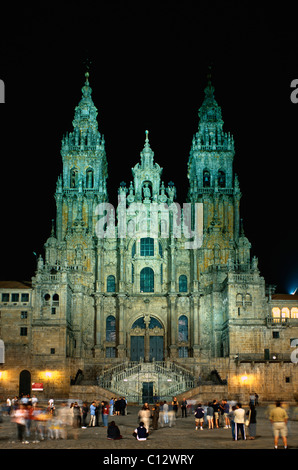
[1,73,298,403]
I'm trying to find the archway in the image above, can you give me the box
[130,316,164,362]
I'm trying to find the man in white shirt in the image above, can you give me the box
[234,403,246,440]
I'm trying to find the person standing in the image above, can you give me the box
[102,401,109,427]
[194,403,205,430]
[109,397,114,416]
[206,402,214,429]
[89,401,96,427]
[212,400,220,428]
[172,397,179,417]
[234,403,246,440]
[269,400,288,449]
[181,398,188,418]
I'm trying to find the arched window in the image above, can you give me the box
[218,170,226,188]
[53,294,59,304]
[236,294,243,306]
[281,307,290,321]
[86,168,94,188]
[106,315,116,342]
[203,169,210,187]
[179,275,188,292]
[272,307,281,323]
[178,315,188,342]
[140,237,154,256]
[70,168,78,188]
[140,267,154,292]
[107,275,116,292]
[291,307,298,318]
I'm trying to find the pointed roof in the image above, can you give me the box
[72,71,99,134]
[198,71,223,130]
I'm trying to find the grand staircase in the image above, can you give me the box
[97,360,195,404]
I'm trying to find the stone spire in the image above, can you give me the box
[61,71,105,154]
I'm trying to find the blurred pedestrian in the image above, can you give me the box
[138,403,151,431]
[151,404,159,430]
[246,403,257,440]
[82,402,89,428]
[12,404,28,443]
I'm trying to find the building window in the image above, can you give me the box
[20,327,27,336]
[272,331,280,339]
[11,293,19,302]
[21,311,28,319]
[178,346,189,358]
[291,307,298,318]
[106,315,116,342]
[179,275,188,292]
[50,348,55,355]
[70,168,78,188]
[132,241,136,258]
[218,170,226,188]
[107,275,116,293]
[285,376,291,383]
[106,347,116,358]
[51,307,56,315]
[178,315,188,342]
[132,264,134,283]
[160,264,163,284]
[140,237,154,256]
[203,169,210,187]
[86,168,94,188]
[21,293,29,302]
[140,267,154,293]
[53,294,59,305]
[236,294,243,306]
[1,293,9,302]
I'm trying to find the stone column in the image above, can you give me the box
[117,294,126,359]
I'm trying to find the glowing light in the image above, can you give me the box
[240,375,248,382]
[291,288,297,295]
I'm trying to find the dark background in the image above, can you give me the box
[0,1,297,293]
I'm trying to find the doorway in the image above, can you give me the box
[131,336,145,361]
[19,370,31,397]
[142,381,154,404]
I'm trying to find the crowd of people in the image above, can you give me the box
[0,392,291,448]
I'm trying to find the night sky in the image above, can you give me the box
[0,2,297,293]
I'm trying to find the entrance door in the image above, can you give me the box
[131,336,145,361]
[149,336,164,361]
[142,381,154,404]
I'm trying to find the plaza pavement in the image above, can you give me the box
[0,403,298,451]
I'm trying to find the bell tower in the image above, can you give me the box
[187,73,246,274]
[55,71,108,243]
